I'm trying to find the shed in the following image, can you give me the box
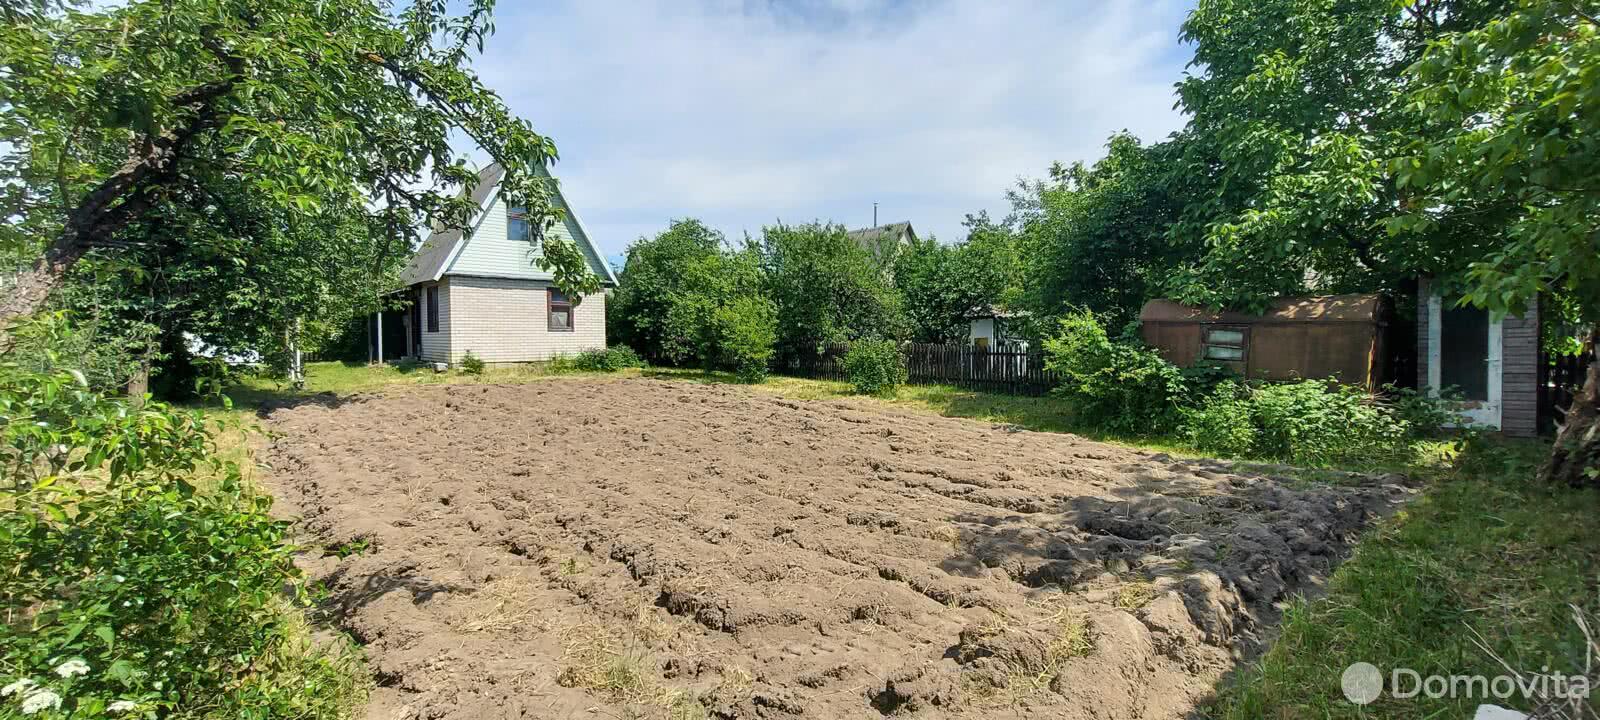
[1139,294,1390,388]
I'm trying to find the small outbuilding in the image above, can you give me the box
[1139,294,1391,388]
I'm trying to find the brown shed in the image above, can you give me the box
[1139,294,1390,388]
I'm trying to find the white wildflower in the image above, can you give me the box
[108,700,139,713]
[1,678,34,697]
[20,689,62,715]
[53,659,90,678]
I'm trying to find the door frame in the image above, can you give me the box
[1427,293,1502,429]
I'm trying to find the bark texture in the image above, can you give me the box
[1541,328,1600,487]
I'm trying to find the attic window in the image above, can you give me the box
[507,206,532,243]
[1202,326,1247,362]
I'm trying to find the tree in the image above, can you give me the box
[893,218,1021,343]
[608,219,772,376]
[1011,134,1206,328]
[1164,0,1511,311]
[1390,0,1600,485]
[758,222,906,365]
[0,0,597,335]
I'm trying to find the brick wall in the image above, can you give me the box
[1501,296,1539,437]
[444,276,606,363]
[417,279,452,363]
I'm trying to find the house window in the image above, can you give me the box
[1202,325,1246,362]
[507,206,532,243]
[426,286,439,333]
[547,288,573,332]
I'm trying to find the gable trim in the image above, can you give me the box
[439,169,616,285]
[438,186,503,281]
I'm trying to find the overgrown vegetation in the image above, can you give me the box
[1043,311,1455,467]
[0,321,365,718]
[570,347,646,373]
[459,351,486,375]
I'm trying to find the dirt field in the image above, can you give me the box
[259,378,1409,720]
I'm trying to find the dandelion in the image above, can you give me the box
[1,679,35,697]
[108,700,139,713]
[20,689,62,715]
[53,659,90,678]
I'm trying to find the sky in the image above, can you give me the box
[467,0,1198,264]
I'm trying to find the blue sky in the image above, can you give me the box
[466,1,1198,264]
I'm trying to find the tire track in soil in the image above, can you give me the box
[259,378,1411,720]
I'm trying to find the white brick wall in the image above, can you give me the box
[417,280,452,363]
[445,276,606,363]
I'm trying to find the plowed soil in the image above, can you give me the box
[259,378,1409,720]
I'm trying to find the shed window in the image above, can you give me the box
[426,286,439,333]
[507,206,532,243]
[1202,325,1246,362]
[547,289,573,332]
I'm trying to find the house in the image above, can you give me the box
[966,306,1029,350]
[1416,278,1538,437]
[846,221,917,266]
[386,163,617,366]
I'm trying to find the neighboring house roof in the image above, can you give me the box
[399,163,617,287]
[846,221,917,264]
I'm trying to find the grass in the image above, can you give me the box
[218,360,1598,718]
[1201,440,1600,719]
[223,359,630,406]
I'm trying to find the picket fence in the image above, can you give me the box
[788,342,1059,396]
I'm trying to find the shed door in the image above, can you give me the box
[1428,294,1502,428]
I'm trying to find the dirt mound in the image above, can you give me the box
[258,378,1409,719]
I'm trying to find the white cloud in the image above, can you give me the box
[472,0,1192,255]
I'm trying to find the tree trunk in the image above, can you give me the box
[1540,328,1600,487]
[0,238,89,320]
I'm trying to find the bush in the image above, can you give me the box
[572,346,647,373]
[844,340,905,396]
[1182,380,1259,457]
[459,351,485,375]
[1247,380,1410,466]
[1042,311,1188,434]
[712,296,777,383]
[1384,383,1467,437]
[0,359,321,717]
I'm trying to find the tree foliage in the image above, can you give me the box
[1010,134,1206,328]
[0,0,595,346]
[608,219,773,377]
[758,222,906,364]
[893,219,1019,343]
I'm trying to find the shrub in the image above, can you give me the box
[0,361,318,717]
[572,346,647,373]
[1248,379,1410,466]
[1181,380,1259,457]
[844,340,905,396]
[712,296,777,383]
[1384,383,1467,437]
[1042,311,1187,434]
[459,351,486,375]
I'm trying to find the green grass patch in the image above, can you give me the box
[226,360,639,406]
[1202,440,1600,719]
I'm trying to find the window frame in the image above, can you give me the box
[507,205,532,243]
[547,288,574,333]
[1201,324,1248,364]
[426,286,440,333]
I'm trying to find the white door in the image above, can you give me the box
[1427,294,1502,428]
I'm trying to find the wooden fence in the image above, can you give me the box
[789,342,1060,396]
